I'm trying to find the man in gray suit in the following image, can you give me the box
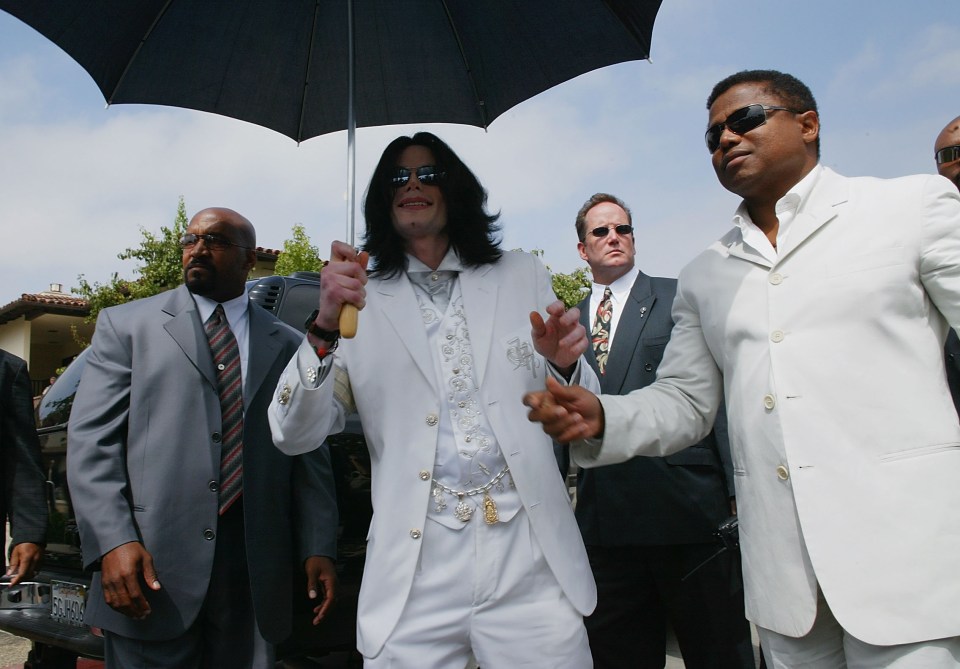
[68,207,339,668]
[566,193,752,668]
[0,349,48,584]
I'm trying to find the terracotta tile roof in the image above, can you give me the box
[0,292,90,325]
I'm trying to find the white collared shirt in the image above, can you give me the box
[193,290,251,387]
[733,163,823,264]
[588,265,640,350]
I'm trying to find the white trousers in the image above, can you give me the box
[363,508,592,669]
[758,589,960,668]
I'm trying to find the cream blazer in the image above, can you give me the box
[270,251,598,656]
[574,168,960,645]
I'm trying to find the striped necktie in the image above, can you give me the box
[591,287,613,375]
[205,304,243,514]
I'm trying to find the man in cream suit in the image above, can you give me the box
[525,70,960,666]
[270,132,599,668]
[69,208,339,668]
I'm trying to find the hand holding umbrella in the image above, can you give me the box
[314,241,368,340]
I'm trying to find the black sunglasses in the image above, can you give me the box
[588,224,633,239]
[705,104,801,153]
[936,145,960,165]
[391,165,446,188]
[179,233,252,251]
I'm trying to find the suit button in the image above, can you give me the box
[208,480,219,492]
[763,394,776,410]
[212,432,222,443]
[419,470,430,481]
[203,529,216,540]
[769,273,783,285]
[770,330,784,343]
[409,529,422,539]
[776,465,789,481]
[426,414,439,427]
[644,363,653,372]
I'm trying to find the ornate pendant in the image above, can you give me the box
[454,494,473,522]
[482,492,499,525]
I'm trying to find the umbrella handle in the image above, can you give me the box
[339,304,359,338]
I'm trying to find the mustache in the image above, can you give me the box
[186,259,214,270]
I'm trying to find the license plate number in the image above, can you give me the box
[50,581,86,626]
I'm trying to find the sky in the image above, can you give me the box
[1,1,959,309]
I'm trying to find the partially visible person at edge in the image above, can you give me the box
[68,207,339,668]
[269,132,600,668]
[563,191,753,669]
[524,70,960,667]
[0,349,48,585]
[936,115,960,421]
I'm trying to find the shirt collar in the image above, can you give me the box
[406,248,464,274]
[592,265,639,303]
[732,163,822,233]
[193,290,249,329]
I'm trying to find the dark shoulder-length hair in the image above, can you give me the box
[361,132,501,278]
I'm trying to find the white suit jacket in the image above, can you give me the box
[271,250,598,656]
[574,168,960,645]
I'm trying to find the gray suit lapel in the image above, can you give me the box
[244,302,283,411]
[603,273,655,394]
[376,274,439,394]
[162,286,217,391]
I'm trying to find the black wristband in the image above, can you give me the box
[304,309,340,342]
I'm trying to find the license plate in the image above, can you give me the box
[50,581,87,626]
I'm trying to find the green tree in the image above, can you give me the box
[274,223,324,276]
[72,196,190,345]
[526,249,592,309]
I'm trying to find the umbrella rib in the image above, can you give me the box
[105,0,177,105]
[297,0,323,145]
[437,0,489,129]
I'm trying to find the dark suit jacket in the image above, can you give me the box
[0,350,48,566]
[67,286,337,643]
[945,329,960,417]
[570,272,734,545]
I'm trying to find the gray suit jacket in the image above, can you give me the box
[571,272,734,545]
[67,285,337,643]
[0,350,48,566]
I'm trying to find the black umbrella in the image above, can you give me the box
[1,0,664,333]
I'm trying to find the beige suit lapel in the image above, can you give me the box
[776,168,848,263]
[376,273,440,394]
[459,264,497,388]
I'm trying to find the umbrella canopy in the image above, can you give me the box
[0,0,663,143]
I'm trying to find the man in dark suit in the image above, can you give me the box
[567,193,753,669]
[68,207,339,668]
[0,349,48,584]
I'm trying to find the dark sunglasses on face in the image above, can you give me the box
[179,233,252,251]
[705,103,802,153]
[589,224,634,239]
[391,165,446,188]
[936,145,960,165]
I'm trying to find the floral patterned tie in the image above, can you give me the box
[591,287,613,375]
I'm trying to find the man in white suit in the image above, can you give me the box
[524,70,960,666]
[270,132,599,668]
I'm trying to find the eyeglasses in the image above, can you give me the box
[705,104,802,153]
[391,165,446,188]
[936,145,960,165]
[588,224,633,239]
[179,233,252,251]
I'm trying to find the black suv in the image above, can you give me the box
[0,274,370,668]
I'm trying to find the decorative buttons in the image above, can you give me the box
[211,432,222,443]
[770,330,784,343]
[203,529,216,541]
[277,384,291,405]
[419,470,430,481]
[208,480,219,492]
[426,414,439,426]
[306,366,318,385]
[763,395,776,410]
[776,465,789,481]
[409,529,422,539]
[769,273,783,285]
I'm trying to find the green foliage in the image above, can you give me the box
[72,197,190,345]
[519,248,592,309]
[274,223,323,276]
